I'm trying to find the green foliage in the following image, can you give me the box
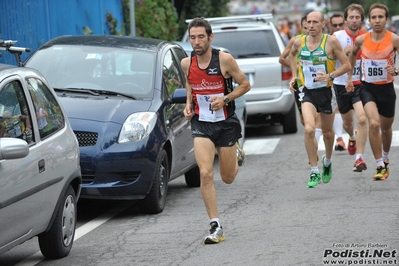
[106,12,118,35]
[177,0,230,40]
[120,0,179,40]
[136,0,178,39]
[112,0,231,41]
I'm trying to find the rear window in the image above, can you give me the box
[211,30,280,58]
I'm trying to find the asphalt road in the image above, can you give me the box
[1,81,399,266]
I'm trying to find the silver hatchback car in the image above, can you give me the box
[0,41,81,259]
[183,14,297,134]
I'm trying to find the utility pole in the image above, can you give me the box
[130,0,136,36]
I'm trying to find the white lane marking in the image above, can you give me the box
[243,138,280,155]
[14,201,133,266]
[318,131,399,151]
[242,130,399,154]
[74,201,132,240]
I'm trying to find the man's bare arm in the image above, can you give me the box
[221,53,250,100]
[347,35,363,80]
[180,57,194,119]
[279,37,296,68]
[180,57,192,105]
[288,38,300,90]
[331,37,351,78]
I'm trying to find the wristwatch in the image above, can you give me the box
[394,69,398,76]
[329,73,335,80]
[223,96,230,105]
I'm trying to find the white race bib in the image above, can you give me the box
[363,59,387,83]
[301,60,327,89]
[196,93,226,122]
[352,59,361,82]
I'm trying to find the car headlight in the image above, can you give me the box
[118,112,157,143]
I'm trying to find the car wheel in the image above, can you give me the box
[38,185,77,259]
[282,103,298,134]
[139,149,169,214]
[185,165,200,187]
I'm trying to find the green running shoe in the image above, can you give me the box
[321,154,332,183]
[307,171,321,188]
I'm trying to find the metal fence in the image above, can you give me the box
[0,0,124,65]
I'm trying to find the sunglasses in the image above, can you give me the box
[332,23,344,27]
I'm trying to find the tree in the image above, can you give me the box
[121,0,179,40]
[176,0,230,40]
[110,0,231,41]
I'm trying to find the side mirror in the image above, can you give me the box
[171,88,187,104]
[0,138,29,160]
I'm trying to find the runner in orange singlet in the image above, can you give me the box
[347,3,399,181]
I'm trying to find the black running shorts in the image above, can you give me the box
[302,86,334,114]
[333,84,362,114]
[190,114,242,147]
[360,82,396,118]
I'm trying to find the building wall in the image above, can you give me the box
[0,0,124,65]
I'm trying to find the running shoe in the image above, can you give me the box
[382,160,390,180]
[373,165,389,181]
[307,171,321,188]
[353,158,367,172]
[321,154,332,183]
[236,142,245,167]
[204,222,225,244]
[348,138,356,155]
[334,137,347,151]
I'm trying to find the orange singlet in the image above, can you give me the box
[360,31,395,84]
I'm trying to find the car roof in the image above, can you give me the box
[0,63,16,71]
[182,14,276,42]
[173,41,230,54]
[38,35,174,53]
[0,63,49,84]
[185,14,274,25]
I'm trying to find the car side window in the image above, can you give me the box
[0,80,34,144]
[163,50,183,96]
[27,78,65,139]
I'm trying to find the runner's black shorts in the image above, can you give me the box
[190,114,242,147]
[333,83,362,114]
[302,86,333,114]
[360,82,396,118]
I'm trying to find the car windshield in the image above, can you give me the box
[211,29,279,59]
[26,45,155,98]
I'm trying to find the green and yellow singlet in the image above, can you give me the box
[297,33,336,89]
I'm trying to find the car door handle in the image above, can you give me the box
[38,159,45,173]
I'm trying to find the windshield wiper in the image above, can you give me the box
[96,90,137,100]
[237,52,270,58]
[54,87,137,99]
[54,87,100,96]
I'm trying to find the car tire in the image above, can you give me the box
[38,185,77,259]
[282,103,298,134]
[139,149,169,214]
[185,165,200,187]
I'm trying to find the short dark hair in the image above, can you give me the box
[344,4,365,22]
[368,3,389,19]
[301,15,307,25]
[188,17,212,36]
[330,13,344,24]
